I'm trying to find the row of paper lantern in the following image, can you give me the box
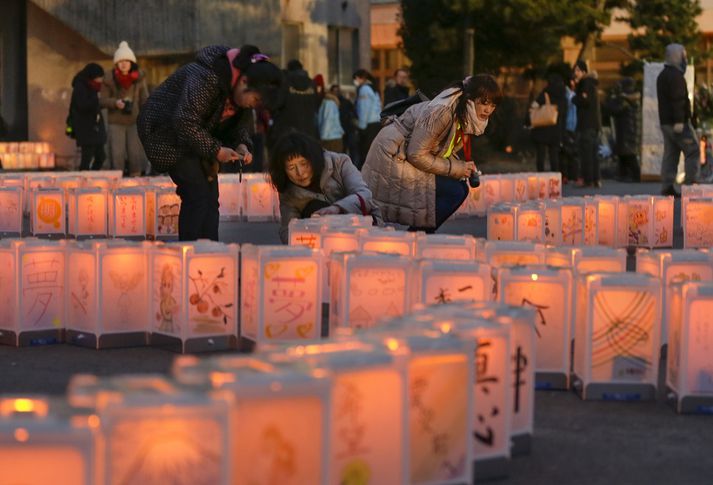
[486,195,676,248]
[0,298,537,485]
[0,141,52,154]
[0,152,56,170]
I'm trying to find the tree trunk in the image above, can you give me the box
[577,0,608,61]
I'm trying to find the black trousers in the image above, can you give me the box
[577,129,600,184]
[535,141,560,172]
[79,144,106,170]
[169,156,219,241]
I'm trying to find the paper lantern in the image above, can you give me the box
[218,173,242,221]
[109,188,146,239]
[150,241,239,352]
[31,187,66,236]
[0,396,96,485]
[498,265,573,389]
[595,196,620,247]
[329,252,412,330]
[172,355,331,485]
[620,195,674,248]
[546,172,562,199]
[468,182,487,216]
[67,187,108,238]
[359,228,415,256]
[543,199,562,245]
[573,246,628,275]
[288,218,324,249]
[513,176,528,202]
[573,272,660,400]
[243,173,278,221]
[82,176,114,191]
[0,186,23,235]
[482,240,546,269]
[516,202,545,243]
[414,260,492,309]
[321,227,361,257]
[241,244,323,342]
[558,198,585,246]
[498,174,515,202]
[636,249,713,350]
[414,233,477,261]
[482,175,501,208]
[681,184,713,221]
[487,203,517,241]
[91,375,230,485]
[146,187,181,239]
[682,197,713,248]
[667,281,713,414]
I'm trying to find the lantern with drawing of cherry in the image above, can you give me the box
[0,396,96,485]
[413,259,492,310]
[243,173,278,221]
[359,227,416,256]
[108,187,146,239]
[218,173,242,221]
[329,252,412,331]
[0,186,23,235]
[67,187,108,238]
[573,272,661,401]
[30,187,65,236]
[415,233,477,261]
[497,265,573,389]
[667,281,713,414]
[241,244,323,342]
[487,203,517,241]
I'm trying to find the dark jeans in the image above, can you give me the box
[577,129,599,184]
[561,130,578,180]
[169,156,219,241]
[79,144,106,170]
[618,153,640,181]
[661,122,699,187]
[535,142,560,172]
[409,175,469,233]
[357,122,381,169]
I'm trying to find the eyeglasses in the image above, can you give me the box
[251,53,270,63]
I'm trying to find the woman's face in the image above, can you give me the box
[117,60,131,75]
[475,98,497,121]
[285,156,314,188]
[233,76,262,108]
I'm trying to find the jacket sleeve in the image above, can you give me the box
[572,82,591,109]
[172,80,222,161]
[72,84,100,114]
[99,82,117,110]
[406,105,468,179]
[670,75,689,124]
[138,78,149,108]
[278,194,301,244]
[330,153,375,214]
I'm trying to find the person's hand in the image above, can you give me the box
[115,99,125,110]
[236,144,253,165]
[463,161,477,177]
[674,123,685,134]
[216,146,240,163]
[313,205,342,216]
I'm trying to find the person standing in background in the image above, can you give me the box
[353,69,382,169]
[314,74,344,152]
[572,60,602,187]
[269,59,319,147]
[604,77,641,182]
[561,77,578,184]
[330,84,359,162]
[71,63,108,171]
[101,41,149,176]
[384,68,410,106]
[530,73,567,173]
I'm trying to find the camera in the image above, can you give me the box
[468,170,481,188]
[121,99,133,115]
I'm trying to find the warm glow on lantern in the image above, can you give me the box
[620,195,674,248]
[218,174,242,221]
[360,229,415,256]
[243,173,278,221]
[415,233,477,261]
[683,197,713,248]
[14,427,29,442]
[487,203,517,241]
[414,260,492,309]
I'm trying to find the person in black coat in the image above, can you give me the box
[70,63,108,170]
[137,45,283,241]
[530,73,567,173]
[268,59,320,147]
[657,43,699,196]
[383,68,410,107]
[604,77,641,182]
[572,60,602,187]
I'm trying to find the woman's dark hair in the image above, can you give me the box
[449,73,503,128]
[352,68,373,82]
[268,131,326,193]
[232,44,285,111]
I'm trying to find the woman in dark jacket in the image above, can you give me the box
[530,73,567,173]
[70,63,107,170]
[604,77,641,182]
[138,44,284,241]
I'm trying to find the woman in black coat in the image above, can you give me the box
[530,73,568,173]
[70,63,107,170]
[604,77,641,181]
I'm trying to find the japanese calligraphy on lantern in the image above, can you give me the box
[473,336,510,460]
[76,192,107,236]
[0,187,22,234]
[262,260,320,339]
[348,267,406,329]
[187,256,235,336]
[21,250,64,329]
[113,192,145,237]
[67,250,97,332]
[33,190,65,235]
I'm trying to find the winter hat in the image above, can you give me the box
[113,41,137,64]
[574,60,588,73]
[313,74,325,89]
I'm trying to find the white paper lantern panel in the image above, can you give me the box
[681,184,713,220]
[321,228,361,257]
[243,173,278,221]
[415,233,477,261]
[683,197,713,248]
[65,241,100,346]
[516,202,545,243]
[30,187,66,236]
[482,175,501,209]
[288,218,324,249]
[498,174,515,202]
[573,246,628,275]
[413,260,492,309]
[543,199,562,245]
[109,188,146,239]
[329,252,412,330]
[667,282,713,414]
[468,183,487,216]
[359,228,416,256]
[218,173,242,221]
[513,176,528,202]
[240,244,323,342]
[0,186,23,235]
[145,187,180,239]
[546,172,562,199]
[67,187,108,238]
[621,196,674,248]
[573,272,661,400]
[0,239,22,346]
[559,198,585,246]
[483,241,546,269]
[595,196,620,247]
[497,265,573,389]
[0,397,96,485]
[487,203,516,241]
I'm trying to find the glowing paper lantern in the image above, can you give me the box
[146,187,181,239]
[559,198,585,246]
[516,202,545,243]
[414,260,492,309]
[109,188,146,239]
[482,240,546,269]
[359,228,416,256]
[513,176,528,202]
[415,233,477,261]
[329,252,412,330]
[243,173,278,221]
[67,187,108,238]
[667,281,713,413]
[241,244,323,342]
[546,172,562,199]
[543,199,562,245]
[0,186,23,235]
[218,173,242,221]
[682,197,713,248]
[288,218,324,249]
[620,195,674,248]
[31,187,65,236]
[498,174,515,202]
[321,227,361,256]
[595,196,620,247]
[482,175,501,208]
[681,184,713,220]
[498,265,573,389]
[573,272,660,400]
[153,241,239,351]
[469,182,487,216]
[487,203,517,241]
[0,396,95,485]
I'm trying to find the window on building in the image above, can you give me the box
[328,26,360,85]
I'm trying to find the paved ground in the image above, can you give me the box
[1,179,712,484]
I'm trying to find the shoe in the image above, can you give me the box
[661,186,681,198]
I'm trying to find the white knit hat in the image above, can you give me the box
[113,41,137,64]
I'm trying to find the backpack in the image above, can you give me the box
[380,89,429,122]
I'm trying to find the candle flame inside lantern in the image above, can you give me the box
[14,427,30,442]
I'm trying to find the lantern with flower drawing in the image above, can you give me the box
[497,265,573,389]
[359,228,415,256]
[413,260,492,309]
[0,396,96,485]
[67,187,108,238]
[667,281,713,414]
[620,195,674,248]
[573,272,660,400]
[557,198,585,246]
[329,252,412,330]
[145,187,181,239]
[288,218,324,249]
[487,203,517,241]
[243,173,278,221]
[109,188,146,239]
[481,240,546,269]
[30,187,65,236]
[0,186,23,235]
[682,197,713,248]
[516,202,545,243]
[415,233,477,261]
[241,244,323,342]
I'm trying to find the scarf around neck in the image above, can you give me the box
[114,68,139,90]
[430,87,488,136]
